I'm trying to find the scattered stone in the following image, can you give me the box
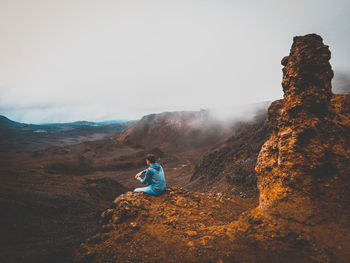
[185,230,198,237]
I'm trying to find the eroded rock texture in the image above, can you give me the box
[235,33,350,262]
[75,34,350,263]
[256,34,350,223]
[75,187,258,263]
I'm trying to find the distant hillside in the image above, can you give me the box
[41,119,128,127]
[0,115,134,152]
[0,115,26,127]
[116,110,235,153]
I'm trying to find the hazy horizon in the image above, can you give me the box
[1,0,349,124]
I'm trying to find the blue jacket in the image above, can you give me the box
[139,163,166,193]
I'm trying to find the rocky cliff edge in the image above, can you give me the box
[76,34,350,262]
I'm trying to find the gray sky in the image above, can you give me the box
[1,0,349,124]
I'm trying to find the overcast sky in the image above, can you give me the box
[1,0,349,124]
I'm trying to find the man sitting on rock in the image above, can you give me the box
[134,154,166,196]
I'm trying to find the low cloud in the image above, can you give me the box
[333,71,350,94]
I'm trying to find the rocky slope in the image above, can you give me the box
[75,34,350,262]
[187,110,269,196]
[116,108,271,195]
[0,132,186,262]
[0,161,130,263]
[75,187,258,263]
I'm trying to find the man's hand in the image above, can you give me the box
[135,172,142,180]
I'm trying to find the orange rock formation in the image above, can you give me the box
[75,34,350,263]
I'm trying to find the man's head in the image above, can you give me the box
[146,154,156,166]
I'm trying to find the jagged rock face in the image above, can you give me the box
[256,34,350,224]
[231,34,350,262]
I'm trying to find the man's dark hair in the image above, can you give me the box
[146,154,156,164]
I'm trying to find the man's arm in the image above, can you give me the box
[139,169,153,184]
[135,168,148,179]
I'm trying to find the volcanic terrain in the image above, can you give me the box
[2,33,349,263]
[75,34,350,262]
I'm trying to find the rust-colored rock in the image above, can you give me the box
[75,187,258,263]
[75,34,350,262]
[256,34,350,224]
[234,33,350,262]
